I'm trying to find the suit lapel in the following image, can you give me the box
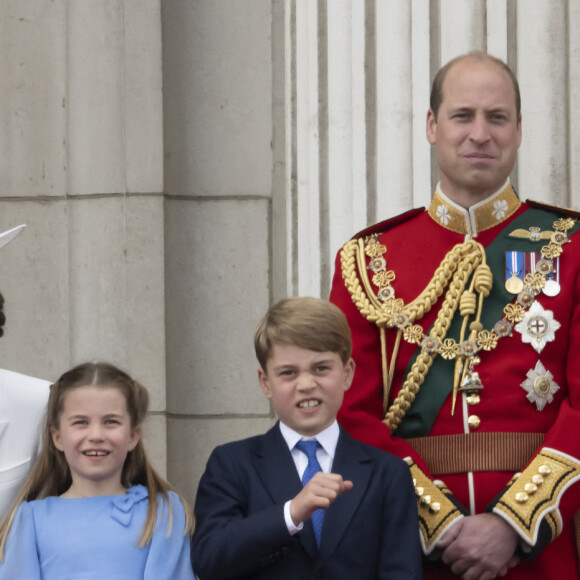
[316,428,373,566]
[251,424,319,559]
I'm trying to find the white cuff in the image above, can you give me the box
[284,500,304,535]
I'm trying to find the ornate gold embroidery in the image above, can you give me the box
[429,183,520,235]
[405,458,464,555]
[493,448,580,545]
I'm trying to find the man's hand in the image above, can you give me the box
[437,513,520,579]
[289,472,353,526]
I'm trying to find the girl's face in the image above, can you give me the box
[51,384,140,497]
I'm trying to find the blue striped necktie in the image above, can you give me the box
[295,439,324,547]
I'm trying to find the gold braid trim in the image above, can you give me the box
[342,238,487,325]
[385,251,481,430]
[340,238,487,432]
[492,448,580,546]
[405,457,464,555]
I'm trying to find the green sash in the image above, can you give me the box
[396,208,579,438]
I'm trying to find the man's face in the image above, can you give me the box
[426,58,522,206]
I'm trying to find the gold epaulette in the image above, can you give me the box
[405,457,464,555]
[492,448,580,546]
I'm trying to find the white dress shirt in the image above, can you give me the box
[278,420,340,534]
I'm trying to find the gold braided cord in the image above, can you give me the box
[380,326,390,410]
[356,239,385,314]
[341,239,387,325]
[341,237,488,431]
[383,249,483,431]
[346,238,488,325]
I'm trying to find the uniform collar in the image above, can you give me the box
[427,179,521,237]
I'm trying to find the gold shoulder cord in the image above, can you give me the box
[340,217,575,434]
[341,237,489,432]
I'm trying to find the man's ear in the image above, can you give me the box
[258,367,272,399]
[426,108,437,145]
[343,358,356,391]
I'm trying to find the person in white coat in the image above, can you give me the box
[0,225,50,518]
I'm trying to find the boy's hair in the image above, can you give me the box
[254,297,352,369]
[0,362,193,559]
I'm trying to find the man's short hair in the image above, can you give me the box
[254,297,352,369]
[430,51,521,119]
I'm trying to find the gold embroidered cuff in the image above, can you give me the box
[404,457,464,555]
[492,448,580,546]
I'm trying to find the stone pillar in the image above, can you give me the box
[162,0,275,503]
[0,0,167,473]
[516,0,568,205]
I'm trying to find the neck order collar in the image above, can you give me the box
[427,180,521,237]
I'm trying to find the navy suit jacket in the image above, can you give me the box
[192,423,422,580]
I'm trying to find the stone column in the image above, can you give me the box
[162,0,275,502]
[0,0,167,473]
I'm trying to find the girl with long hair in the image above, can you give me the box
[0,362,195,579]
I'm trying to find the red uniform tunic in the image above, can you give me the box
[330,183,580,578]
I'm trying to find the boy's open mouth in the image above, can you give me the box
[297,399,320,409]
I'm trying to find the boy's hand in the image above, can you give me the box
[289,472,353,526]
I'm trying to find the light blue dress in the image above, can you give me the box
[0,485,195,579]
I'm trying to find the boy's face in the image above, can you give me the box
[258,344,355,437]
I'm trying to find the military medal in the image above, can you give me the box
[505,274,524,294]
[543,258,561,297]
[543,279,560,297]
[505,252,524,294]
[521,360,560,410]
[515,301,561,353]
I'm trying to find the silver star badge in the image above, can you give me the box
[521,361,560,411]
[514,301,561,353]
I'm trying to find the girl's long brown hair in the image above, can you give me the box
[0,362,193,559]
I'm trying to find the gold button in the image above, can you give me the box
[415,487,424,496]
[515,492,529,503]
[531,474,544,485]
[420,495,431,506]
[466,394,480,405]
[538,465,551,475]
[524,483,538,494]
[468,415,481,429]
[429,502,441,513]
[412,478,417,486]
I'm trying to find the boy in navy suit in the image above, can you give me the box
[192,297,422,579]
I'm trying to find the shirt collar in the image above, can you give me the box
[279,420,340,460]
[427,178,521,237]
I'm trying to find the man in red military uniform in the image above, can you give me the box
[330,51,580,579]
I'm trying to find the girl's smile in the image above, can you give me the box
[51,385,140,497]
